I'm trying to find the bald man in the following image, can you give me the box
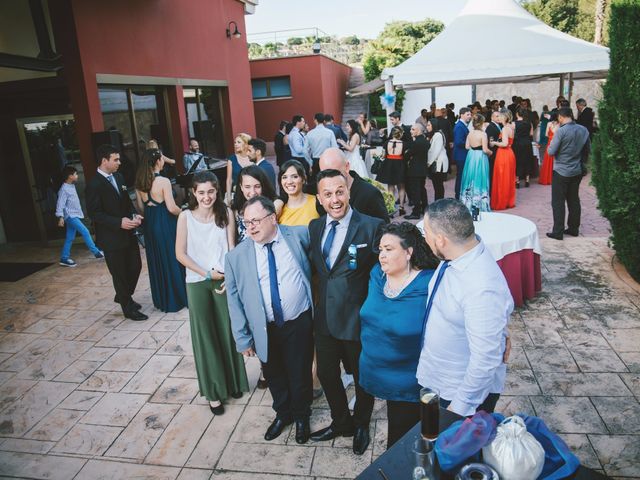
[318,148,389,222]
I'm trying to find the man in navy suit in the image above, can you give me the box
[86,144,147,321]
[453,107,472,199]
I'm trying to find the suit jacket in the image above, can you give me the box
[225,225,312,363]
[309,209,383,342]
[405,135,430,177]
[85,171,137,251]
[327,123,347,142]
[576,107,595,136]
[485,122,502,160]
[453,120,469,164]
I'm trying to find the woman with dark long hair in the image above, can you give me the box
[278,160,319,226]
[513,108,535,188]
[338,119,369,179]
[175,171,248,415]
[359,222,439,448]
[135,148,187,312]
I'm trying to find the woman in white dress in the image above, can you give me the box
[338,119,369,179]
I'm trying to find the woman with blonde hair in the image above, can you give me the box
[460,113,493,212]
[225,133,252,203]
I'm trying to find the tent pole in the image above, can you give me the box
[567,73,574,103]
[559,74,565,97]
[471,84,477,103]
[384,77,395,125]
[431,87,436,106]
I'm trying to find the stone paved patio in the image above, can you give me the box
[0,174,639,479]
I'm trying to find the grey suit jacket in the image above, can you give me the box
[225,225,312,363]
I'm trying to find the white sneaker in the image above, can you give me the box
[59,258,77,267]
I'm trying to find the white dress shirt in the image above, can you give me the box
[320,207,354,269]
[416,239,513,416]
[306,124,338,158]
[254,227,311,322]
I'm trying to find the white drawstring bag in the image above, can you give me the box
[482,416,545,480]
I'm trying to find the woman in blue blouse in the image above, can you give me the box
[359,222,439,448]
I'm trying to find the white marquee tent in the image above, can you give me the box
[381,0,610,91]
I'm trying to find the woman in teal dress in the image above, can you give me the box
[461,113,493,213]
[135,149,187,312]
[359,222,439,448]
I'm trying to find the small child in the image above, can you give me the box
[56,166,104,267]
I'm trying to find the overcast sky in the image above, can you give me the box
[245,0,467,42]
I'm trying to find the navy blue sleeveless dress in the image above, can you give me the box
[142,179,187,312]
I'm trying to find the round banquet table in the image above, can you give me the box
[473,212,542,307]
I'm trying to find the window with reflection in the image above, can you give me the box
[183,87,226,159]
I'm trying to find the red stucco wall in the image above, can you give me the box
[250,55,351,140]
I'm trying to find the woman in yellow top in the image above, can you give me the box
[278,159,319,226]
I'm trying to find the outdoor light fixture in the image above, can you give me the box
[312,38,321,54]
[226,21,241,39]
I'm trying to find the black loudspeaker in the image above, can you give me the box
[92,130,123,154]
[193,120,219,156]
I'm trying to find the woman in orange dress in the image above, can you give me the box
[538,113,558,185]
[490,109,517,210]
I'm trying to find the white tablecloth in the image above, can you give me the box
[473,212,541,262]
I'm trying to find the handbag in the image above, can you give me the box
[371,155,384,175]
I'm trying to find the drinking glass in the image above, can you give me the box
[420,387,440,441]
[412,437,435,480]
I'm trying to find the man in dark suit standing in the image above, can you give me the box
[575,98,595,138]
[485,110,503,190]
[404,123,430,220]
[309,169,383,455]
[453,108,472,199]
[86,144,147,321]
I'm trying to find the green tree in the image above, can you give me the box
[343,35,361,45]
[591,0,640,281]
[247,43,263,59]
[287,37,303,46]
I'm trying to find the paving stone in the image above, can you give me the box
[505,346,531,370]
[146,405,212,466]
[16,340,93,380]
[230,405,291,445]
[152,320,186,332]
[127,330,173,350]
[156,323,193,355]
[75,459,180,480]
[81,392,148,427]
[218,442,315,476]
[618,352,640,373]
[372,419,388,457]
[210,472,311,480]
[0,451,86,480]
[527,325,565,347]
[604,329,640,353]
[530,396,607,434]
[170,356,198,378]
[558,329,610,349]
[78,370,135,392]
[121,354,182,394]
[23,319,59,334]
[0,381,75,437]
[503,369,541,395]
[177,468,212,480]
[95,329,140,348]
[74,324,112,342]
[590,434,640,477]
[24,408,83,441]
[0,371,14,386]
[79,346,117,362]
[559,434,601,470]
[537,373,632,396]
[0,438,55,454]
[619,373,640,397]
[99,348,154,372]
[311,445,372,478]
[0,333,39,353]
[0,378,37,411]
[58,391,104,410]
[150,377,199,404]
[54,360,102,383]
[52,423,122,455]
[495,395,536,416]
[186,404,244,469]
[0,338,58,372]
[525,346,579,373]
[571,346,629,373]
[105,403,180,460]
[591,397,640,434]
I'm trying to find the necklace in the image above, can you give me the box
[383,270,413,298]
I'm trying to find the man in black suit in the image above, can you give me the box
[383,111,412,143]
[309,169,383,455]
[404,123,430,219]
[485,110,503,190]
[575,98,595,138]
[86,144,147,321]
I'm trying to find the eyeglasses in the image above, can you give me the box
[244,213,273,227]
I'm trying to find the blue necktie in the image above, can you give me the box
[322,220,339,270]
[421,261,450,344]
[107,175,119,195]
[265,242,284,328]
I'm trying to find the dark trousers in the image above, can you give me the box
[551,171,582,235]
[429,172,446,201]
[387,400,420,448]
[407,176,428,213]
[262,309,313,422]
[488,153,496,190]
[454,158,466,199]
[104,239,141,313]
[315,332,374,431]
[440,393,500,415]
[308,157,320,195]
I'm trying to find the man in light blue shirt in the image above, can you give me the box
[288,115,308,168]
[418,199,513,416]
[183,138,206,172]
[306,113,338,191]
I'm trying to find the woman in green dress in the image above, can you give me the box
[176,171,249,414]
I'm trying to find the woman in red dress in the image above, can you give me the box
[538,113,558,185]
[490,109,517,210]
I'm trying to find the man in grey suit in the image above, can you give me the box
[225,196,314,444]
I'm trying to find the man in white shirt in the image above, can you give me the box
[306,112,338,191]
[418,199,513,416]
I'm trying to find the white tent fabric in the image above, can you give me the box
[381,0,610,90]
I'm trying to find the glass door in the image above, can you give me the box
[16,115,80,243]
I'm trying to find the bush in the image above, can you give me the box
[591,0,640,282]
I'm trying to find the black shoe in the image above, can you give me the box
[310,425,354,442]
[124,309,148,321]
[353,426,370,455]
[209,403,224,415]
[404,213,421,220]
[115,296,142,311]
[295,419,310,444]
[264,418,292,441]
[231,392,243,399]
[546,232,563,240]
[257,378,268,389]
[563,229,579,237]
